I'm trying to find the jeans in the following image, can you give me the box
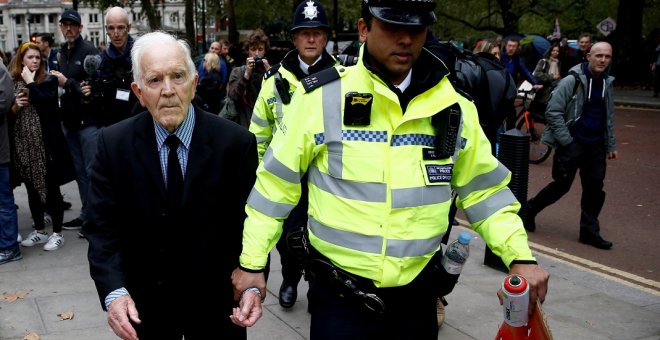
[0,163,19,252]
[63,125,99,222]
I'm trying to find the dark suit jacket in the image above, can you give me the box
[85,107,257,337]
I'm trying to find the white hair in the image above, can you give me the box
[131,31,195,88]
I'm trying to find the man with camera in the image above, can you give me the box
[249,0,337,310]
[49,9,98,231]
[81,7,138,127]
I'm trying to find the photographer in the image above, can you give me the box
[225,29,271,128]
[81,7,138,127]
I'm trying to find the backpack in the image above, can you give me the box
[424,42,517,148]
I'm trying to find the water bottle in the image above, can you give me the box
[441,231,472,275]
[433,231,472,297]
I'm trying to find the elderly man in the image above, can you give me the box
[84,32,257,339]
[231,0,549,338]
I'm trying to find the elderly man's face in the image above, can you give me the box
[131,42,198,132]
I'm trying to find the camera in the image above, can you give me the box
[337,54,359,67]
[253,56,264,64]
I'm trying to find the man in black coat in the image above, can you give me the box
[84,31,258,339]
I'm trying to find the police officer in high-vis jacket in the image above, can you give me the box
[249,0,338,309]
[231,0,549,338]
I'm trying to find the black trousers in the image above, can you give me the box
[308,272,437,340]
[25,177,64,232]
[275,174,309,284]
[529,140,607,236]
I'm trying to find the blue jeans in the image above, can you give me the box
[63,125,99,221]
[0,163,19,252]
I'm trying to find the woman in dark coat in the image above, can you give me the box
[8,42,74,251]
[196,52,225,115]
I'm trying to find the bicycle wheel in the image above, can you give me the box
[516,112,552,164]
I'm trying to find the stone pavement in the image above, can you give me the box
[1,88,659,339]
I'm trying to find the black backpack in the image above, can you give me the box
[425,42,517,152]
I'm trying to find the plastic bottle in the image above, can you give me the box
[441,231,472,275]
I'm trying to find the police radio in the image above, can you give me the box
[432,103,461,158]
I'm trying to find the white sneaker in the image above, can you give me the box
[31,213,52,228]
[21,231,49,247]
[43,233,64,251]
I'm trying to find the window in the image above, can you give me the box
[90,31,100,47]
[15,15,22,25]
[132,12,142,22]
[89,13,98,23]
[33,14,41,24]
[17,34,23,45]
[49,13,55,24]
[0,11,3,26]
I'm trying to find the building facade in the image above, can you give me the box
[0,0,188,56]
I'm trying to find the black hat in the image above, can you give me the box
[60,9,82,25]
[362,0,437,26]
[291,0,330,33]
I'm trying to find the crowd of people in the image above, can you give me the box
[0,0,643,339]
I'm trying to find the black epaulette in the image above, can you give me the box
[263,64,281,80]
[300,67,342,93]
[454,87,473,102]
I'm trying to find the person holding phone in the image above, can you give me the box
[9,42,74,251]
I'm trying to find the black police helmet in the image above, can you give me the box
[362,0,437,26]
[291,0,330,33]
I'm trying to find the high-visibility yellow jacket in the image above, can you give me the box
[240,46,535,288]
[250,49,338,160]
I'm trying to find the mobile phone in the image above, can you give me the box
[18,88,29,97]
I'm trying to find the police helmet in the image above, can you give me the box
[362,0,437,26]
[291,1,330,33]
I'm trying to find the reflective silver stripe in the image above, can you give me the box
[322,80,343,177]
[464,188,518,223]
[308,165,386,202]
[250,113,269,127]
[309,216,383,254]
[256,135,270,143]
[263,148,301,184]
[386,234,444,257]
[391,185,452,208]
[247,188,295,218]
[455,162,510,199]
[309,216,444,257]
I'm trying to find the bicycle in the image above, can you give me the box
[515,88,552,164]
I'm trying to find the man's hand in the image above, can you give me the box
[50,70,68,87]
[81,81,92,97]
[230,268,266,327]
[498,264,550,316]
[229,290,263,327]
[107,295,141,340]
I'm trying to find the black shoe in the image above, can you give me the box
[579,234,613,250]
[61,200,72,210]
[279,281,298,308]
[0,248,23,265]
[62,217,84,230]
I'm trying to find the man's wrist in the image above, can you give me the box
[104,287,129,310]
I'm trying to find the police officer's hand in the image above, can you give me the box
[107,295,141,340]
[50,70,68,87]
[500,264,550,316]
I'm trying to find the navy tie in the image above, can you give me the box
[165,135,183,209]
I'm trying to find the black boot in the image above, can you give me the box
[279,279,298,308]
[579,231,613,249]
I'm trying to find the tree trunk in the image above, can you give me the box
[185,0,196,53]
[141,0,161,30]
[607,0,645,84]
[226,0,239,45]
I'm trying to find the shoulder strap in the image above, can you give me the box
[569,71,581,97]
[263,64,281,80]
[300,67,341,93]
